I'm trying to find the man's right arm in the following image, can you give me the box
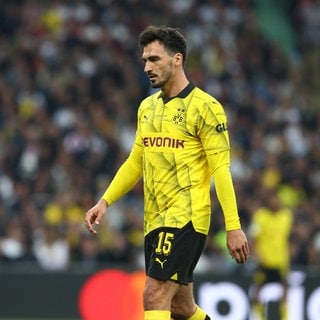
[101,146,143,205]
[85,141,143,234]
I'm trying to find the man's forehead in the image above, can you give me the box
[142,41,167,58]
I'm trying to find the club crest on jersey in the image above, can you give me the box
[172,108,185,124]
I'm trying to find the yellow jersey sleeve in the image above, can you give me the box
[101,133,143,205]
[208,151,241,231]
[197,98,241,231]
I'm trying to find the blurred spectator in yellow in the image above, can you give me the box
[43,190,84,251]
[249,188,293,320]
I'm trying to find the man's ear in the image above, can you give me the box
[174,53,183,66]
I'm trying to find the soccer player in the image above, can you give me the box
[249,189,293,320]
[85,25,249,320]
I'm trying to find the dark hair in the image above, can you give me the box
[138,25,187,64]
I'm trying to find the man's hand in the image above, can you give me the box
[85,199,108,234]
[227,229,250,264]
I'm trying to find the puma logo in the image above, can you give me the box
[155,257,167,269]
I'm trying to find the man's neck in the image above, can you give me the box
[161,74,189,99]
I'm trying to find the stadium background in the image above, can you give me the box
[0,0,319,319]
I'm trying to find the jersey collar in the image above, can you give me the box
[159,82,195,104]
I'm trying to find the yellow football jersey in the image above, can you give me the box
[137,83,231,235]
[103,83,240,235]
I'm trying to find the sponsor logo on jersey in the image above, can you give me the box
[215,122,228,133]
[142,137,185,149]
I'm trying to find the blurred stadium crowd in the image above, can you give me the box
[0,0,319,272]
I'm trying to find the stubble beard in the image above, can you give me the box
[150,65,173,90]
[150,77,166,89]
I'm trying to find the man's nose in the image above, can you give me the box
[144,62,152,73]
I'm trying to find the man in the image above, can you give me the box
[85,25,249,320]
[249,189,293,319]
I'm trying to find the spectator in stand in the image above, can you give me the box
[0,217,29,262]
[32,224,70,272]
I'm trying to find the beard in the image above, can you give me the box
[148,66,173,89]
[150,78,166,88]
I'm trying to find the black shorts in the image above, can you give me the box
[144,221,207,285]
[253,266,284,286]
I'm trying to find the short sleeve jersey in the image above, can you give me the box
[133,83,231,235]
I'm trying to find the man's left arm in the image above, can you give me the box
[209,151,250,264]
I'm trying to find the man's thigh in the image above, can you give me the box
[145,222,206,285]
